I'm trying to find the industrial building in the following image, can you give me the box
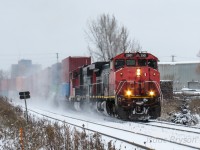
[158,61,200,91]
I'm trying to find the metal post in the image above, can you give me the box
[56,53,59,63]
[24,97,29,150]
[24,93,28,123]
[171,55,176,62]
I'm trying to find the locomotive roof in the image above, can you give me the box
[112,52,158,60]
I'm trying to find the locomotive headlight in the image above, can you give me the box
[126,90,132,96]
[149,91,155,96]
[136,68,141,76]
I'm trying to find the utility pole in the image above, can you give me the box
[56,53,59,63]
[171,55,176,62]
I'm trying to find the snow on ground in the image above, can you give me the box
[194,114,200,127]
[11,97,200,150]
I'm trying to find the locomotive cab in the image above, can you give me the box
[109,52,162,120]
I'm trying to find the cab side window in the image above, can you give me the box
[115,59,125,69]
[148,59,157,69]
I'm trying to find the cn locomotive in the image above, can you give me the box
[69,52,162,120]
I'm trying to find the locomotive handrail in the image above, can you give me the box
[75,82,103,89]
[74,82,104,97]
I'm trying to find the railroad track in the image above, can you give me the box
[24,106,200,150]
[136,120,200,135]
[27,108,153,150]
[150,120,200,130]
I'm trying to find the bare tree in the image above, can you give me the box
[85,14,141,61]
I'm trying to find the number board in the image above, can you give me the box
[124,53,134,58]
[124,53,148,58]
[140,53,148,58]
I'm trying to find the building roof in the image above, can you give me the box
[158,61,200,65]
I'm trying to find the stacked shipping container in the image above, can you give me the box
[61,57,91,97]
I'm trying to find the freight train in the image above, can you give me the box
[0,52,162,120]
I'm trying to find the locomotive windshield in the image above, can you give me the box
[115,58,157,69]
[138,59,147,66]
[126,59,136,66]
[138,59,157,69]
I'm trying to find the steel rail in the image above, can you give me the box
[150,120,200,130]
[136,121,200,135]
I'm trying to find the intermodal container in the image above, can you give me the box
[61,56,91,82]
[9,78,16,91]
[51,63,61,85]
[61,82,70,97]
[16,77,25,92]
[0,79,9,91]
[36,67,52,97]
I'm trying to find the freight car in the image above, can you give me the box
[67,52,162,120]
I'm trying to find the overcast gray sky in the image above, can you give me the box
[0,0,200,71]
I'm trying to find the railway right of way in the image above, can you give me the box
[23,105,200,150]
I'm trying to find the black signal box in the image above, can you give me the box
[19,91,30,99]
